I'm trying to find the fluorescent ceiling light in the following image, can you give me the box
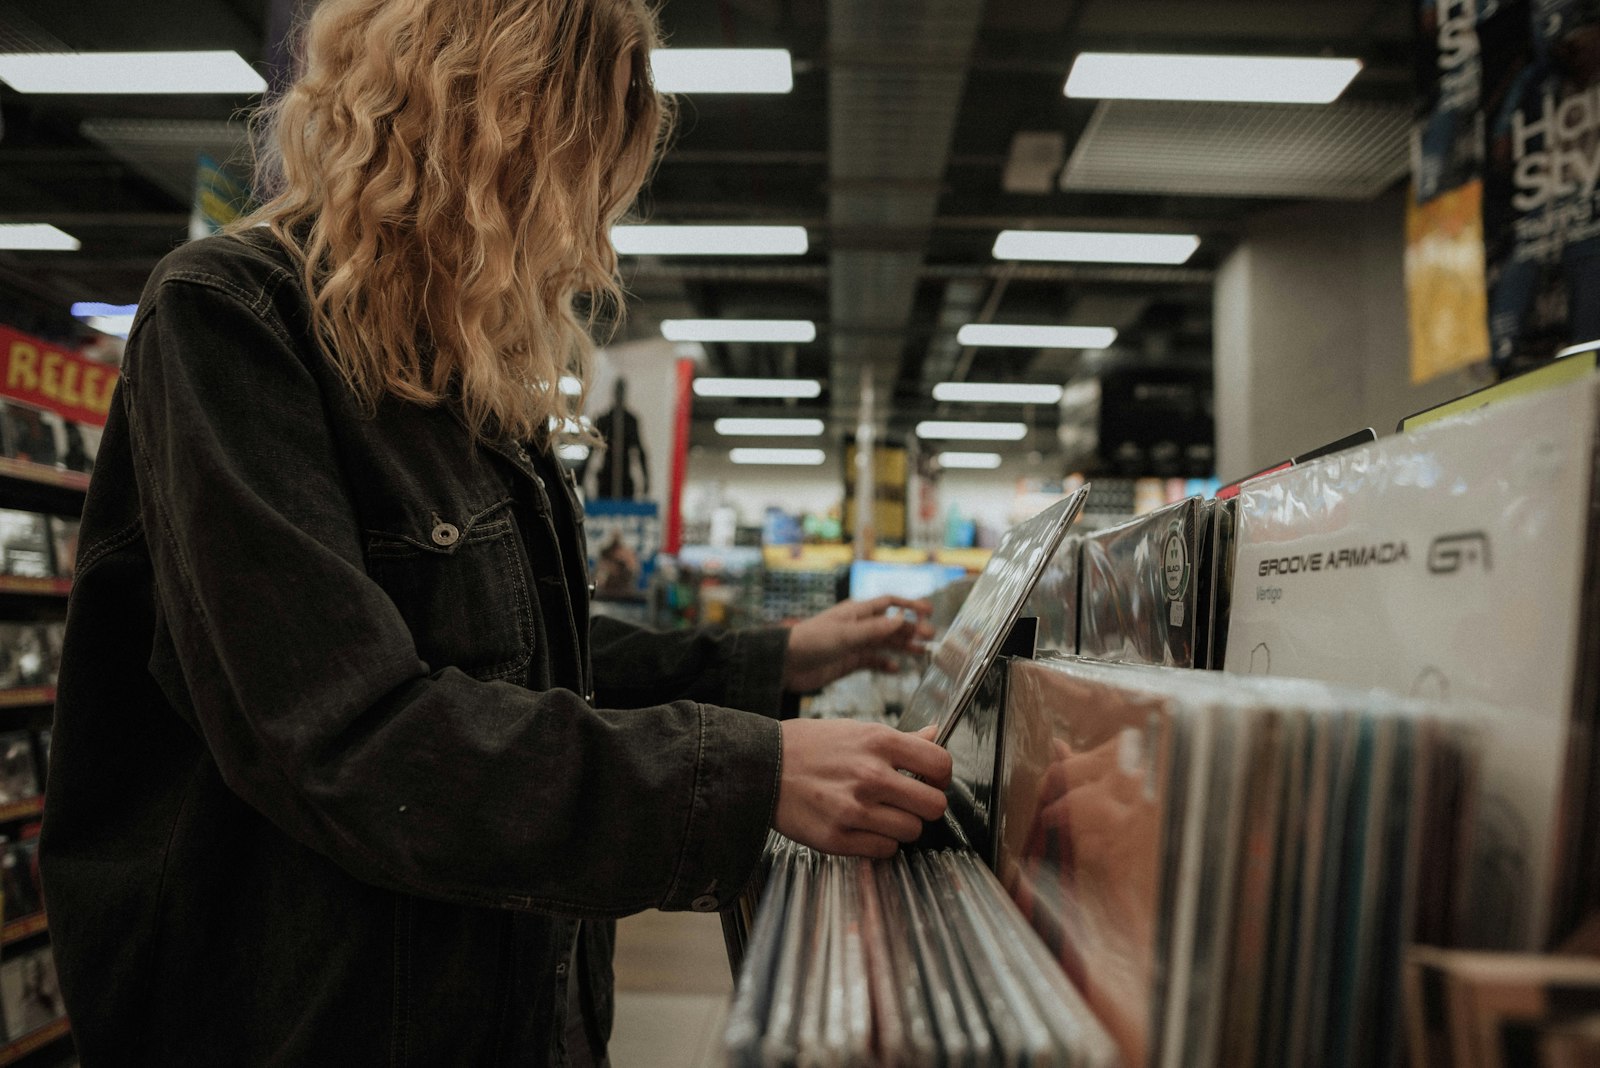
[0,224,80,251]
[651,49,793,94]
[729,448,826,466]
[993,230,1200,265]
[71,301,138,337]
[559,375,583,396]
[0,51,266,95]
[612,225,808,256]
[916,421,1028,442]
[957,324,1117,350]
[662,319,817,344]
[938,452,1004,470]
[1065,53,1362,105]
[933,382,1064,405]
[714,418,825,437]
[693,378,822,399]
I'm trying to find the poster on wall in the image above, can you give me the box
[1482,0,1600,372]
[1408,184,1493,382]
[1408,0,1493,384]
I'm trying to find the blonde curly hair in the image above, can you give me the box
[239,0,669,441]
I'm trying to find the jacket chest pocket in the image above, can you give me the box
[364,498,536,682]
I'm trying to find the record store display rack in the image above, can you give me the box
[722,373,1600,1068]
[0,422,82,1067]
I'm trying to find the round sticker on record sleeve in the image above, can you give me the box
[1162,521,1190,601]
[1162,521,1191,630]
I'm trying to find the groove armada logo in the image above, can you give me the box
[1427,532,1493,575]
[1257,542,1410,578]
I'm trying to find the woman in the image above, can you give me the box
[39,1,951,1064]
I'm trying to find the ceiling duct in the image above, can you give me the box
[1061,100,1411,201]
[826,0,984,425]
[80,119,250,206]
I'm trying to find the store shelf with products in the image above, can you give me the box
[0,1016,69,1068]
[725,373,1600,1067]
[0,394,90,1068]
[0,917,45,951]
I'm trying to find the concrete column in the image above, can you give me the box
[1213,191,1490,482]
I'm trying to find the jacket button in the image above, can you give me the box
[431,522,460,547]
[555,961,568,977]
[690,894,718,913]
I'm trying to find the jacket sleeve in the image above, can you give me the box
[590,616,790,716]
[120,272,781,918]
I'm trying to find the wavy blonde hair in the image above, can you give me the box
[238,0,669,441]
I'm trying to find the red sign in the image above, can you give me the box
[0,325,118,429]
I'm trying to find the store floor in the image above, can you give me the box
[609,910,734,1067]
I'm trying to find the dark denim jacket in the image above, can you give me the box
[39,231,787,1066]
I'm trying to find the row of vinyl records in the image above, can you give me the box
[728,371,1600,1067]
[727,659,1483,1068]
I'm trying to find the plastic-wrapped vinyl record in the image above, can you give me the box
[922,850,1053,1066]
[906,852,998,1067]
[932,851,1070,1066]
[796,856,837,1068]
[1358,714,1419,1068]
[867,857,941,1067]
[1215,711,1294,1068]
[836,858,873,1066]
[1161,705,1246,1068]
[888,853,977,1068]
[1259,712,1315,1068]
[727,843,799,1068]
[950,851,1119,1068]
[762,854,817,1068]
[1325,712,1398,1068]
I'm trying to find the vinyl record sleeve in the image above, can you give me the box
[907,853,995,1067]
[920,850,1046,1065]
[1077,498,1204,668]
[883,856,966,1068]
[794,857,834,1066]
[830,857,872,1066]
[1215,710,1293,1068]
[898,488,1088,745]
[1226,376,1600,948]
[725,846,795,1067]
[950,850,1119,1068]
[1290,711,1358,1068]
[759,856,815,1068]
[1258,713,1315,1068]
[1024,534,1081,658]
[864,858,939,1068]
[995,657,1184,1068]
[853,860,908,1068]
[1162,703,1250,1068]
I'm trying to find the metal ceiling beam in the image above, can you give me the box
[826,0,986,425]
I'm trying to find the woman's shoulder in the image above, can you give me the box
[144,228,302,310]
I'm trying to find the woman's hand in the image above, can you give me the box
[774,721,952,857]
[783,596,935,693]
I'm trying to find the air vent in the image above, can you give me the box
[1061,99,1410,200]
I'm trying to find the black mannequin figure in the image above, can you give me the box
[584,379,649,500]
